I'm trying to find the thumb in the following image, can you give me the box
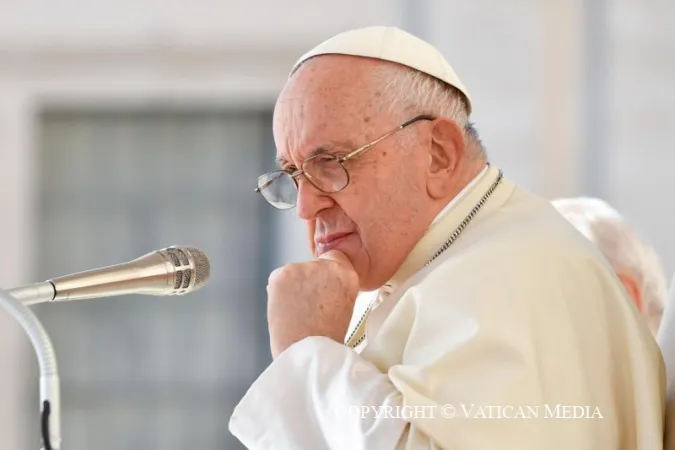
[318,249,354,269]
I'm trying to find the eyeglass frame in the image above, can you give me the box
[254,114,435,206]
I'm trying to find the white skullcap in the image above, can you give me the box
[290,26,472,114]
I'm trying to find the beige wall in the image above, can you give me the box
[0,87,35,450]
[607,0,675,277]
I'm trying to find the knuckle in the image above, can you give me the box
[268,263,302,284]
[268,268,283,283]
[309,260,327,271]
[267,268,286,289]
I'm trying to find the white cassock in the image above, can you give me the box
[229,165,665,449]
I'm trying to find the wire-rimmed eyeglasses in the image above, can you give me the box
[254,115,434,210]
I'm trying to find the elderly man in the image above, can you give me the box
[552,197,667,335]
[229,27,664,449]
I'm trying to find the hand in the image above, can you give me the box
[266,250,360,359]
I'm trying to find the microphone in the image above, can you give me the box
[6,246,211,306]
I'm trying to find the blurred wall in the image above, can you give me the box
[1,1,673,449]
[606,0,675,276]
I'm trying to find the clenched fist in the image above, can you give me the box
[266,249,360,359]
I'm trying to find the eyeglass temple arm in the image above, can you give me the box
[255,114,435,191]
[400,114,434,127]
[341,115,434,162]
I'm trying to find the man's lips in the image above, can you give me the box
[314,232,354,253]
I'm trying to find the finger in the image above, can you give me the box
[318,249,353,268]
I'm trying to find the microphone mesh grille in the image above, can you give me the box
[183,247,211,290]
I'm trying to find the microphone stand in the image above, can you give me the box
[0,289,61,450]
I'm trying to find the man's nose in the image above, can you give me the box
[296,178,334,220]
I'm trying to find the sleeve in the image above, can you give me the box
[229,257,559,450]
[228,336,410,450]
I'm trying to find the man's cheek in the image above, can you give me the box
[306,221,317,256]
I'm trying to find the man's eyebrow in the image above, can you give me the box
[275,142,353,168]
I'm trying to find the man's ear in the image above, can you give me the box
[617,270,643,312]
[426,118,465,199]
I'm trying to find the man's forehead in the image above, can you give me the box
[273,104,358,165]
[273,102,369,163]
[275,58,390,119]
[293,54,383,83]
[271,56,396,165]
[278,55,386,106]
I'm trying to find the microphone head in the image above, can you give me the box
[157,246,211,295]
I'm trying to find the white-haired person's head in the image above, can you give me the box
[552,197,667,334]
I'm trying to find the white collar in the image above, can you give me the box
[430,164,489,227]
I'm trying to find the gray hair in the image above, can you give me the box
[552,197,667,333]
[371,64,485,157]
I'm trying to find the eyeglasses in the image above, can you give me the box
[254,115,434,209]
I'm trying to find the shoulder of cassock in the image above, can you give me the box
[396,186,634,310]
[366,187,658,358]
[357,187,665,448]
[357,183,641,348]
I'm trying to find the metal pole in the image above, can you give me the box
[0,290,61,450]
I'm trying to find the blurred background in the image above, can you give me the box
[0,0,673,448]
